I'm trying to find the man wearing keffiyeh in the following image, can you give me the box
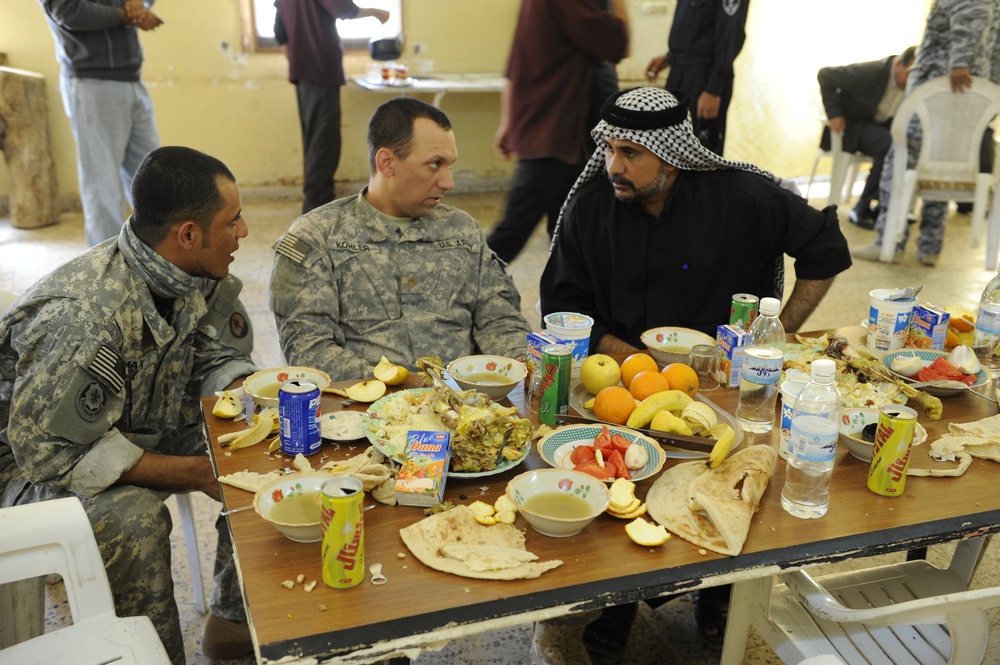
[536,88,851,661]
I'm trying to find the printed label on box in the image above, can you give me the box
[395,431,452,507]
[716,324,747,388]
[907,304,950,351]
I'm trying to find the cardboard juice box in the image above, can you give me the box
[907,304,950,350]
[395,431,452,507]
[525,331,563,389]
[716,324,747,388]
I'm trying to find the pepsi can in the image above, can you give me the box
[278,380,322,456]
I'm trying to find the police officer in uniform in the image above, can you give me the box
[0,146,257,663]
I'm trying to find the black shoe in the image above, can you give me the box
[956,202,974,214]
[583,603,637,664]
[693,587,730,651]
[848,209,876,230]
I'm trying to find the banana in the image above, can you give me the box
[650,409,693,436]
[706,424,736,468]
[625,390,693,429]
[227,407,278,450]
[681,402,718,436]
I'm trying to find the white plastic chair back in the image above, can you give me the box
[880,76,1000,266]
[804,90,872,207]
[720,536,998,665]
[0,497,170,665]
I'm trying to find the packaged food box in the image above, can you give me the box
[716,324,747,388]
[395,431,452,507]
[525,331,563,390]
[907,304,950,350]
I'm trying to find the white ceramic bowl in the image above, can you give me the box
[253,471,333,542]
[243,366,331,408]
[839,408,928,463]
[505,469,610,537]
[446,355,526,401]
[640,327,716,367]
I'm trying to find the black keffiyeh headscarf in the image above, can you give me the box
[550,87,777,248]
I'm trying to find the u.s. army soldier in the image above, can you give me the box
[270,97,530,380]
[0,146,257,663]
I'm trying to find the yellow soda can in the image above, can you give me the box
[867,405,917,496]
[320,477,365,588]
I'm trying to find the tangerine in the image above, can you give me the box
[593,386,635,425]
[620,353,659,389]
[628,370,670,401]
[662,363,699,397]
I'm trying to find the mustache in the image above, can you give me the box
[608,174,635,188]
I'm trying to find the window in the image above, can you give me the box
[248,0,402,52]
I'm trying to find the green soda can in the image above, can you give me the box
[729,293,759,331]
[867,405,917,496]
[538,344,571,426]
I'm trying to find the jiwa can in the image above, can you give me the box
[320,477,365,588]
[538,344,571,426]
[867,405,918,496]
[278,379,322,456]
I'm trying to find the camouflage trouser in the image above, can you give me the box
[0,426,244,665]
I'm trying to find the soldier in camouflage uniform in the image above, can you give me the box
[853,0,999,266]
[0,147,257,664]
[270,97,530,381]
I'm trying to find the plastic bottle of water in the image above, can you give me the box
[736,297,785,433]
[973,269,1000,369]
[781,358,840,519]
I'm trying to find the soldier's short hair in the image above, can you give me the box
[131,146,236,247]
[367,97,452,174]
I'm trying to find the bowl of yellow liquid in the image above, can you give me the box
[243,366,331,408]
[505,469,610,537]
[446,355,525,401]
[253,471,333,542]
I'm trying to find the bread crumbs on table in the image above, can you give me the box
[698,549,707,555]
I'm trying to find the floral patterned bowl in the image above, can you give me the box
[505,469,610,537]
[640,327,716,367]
[446,355,525,401]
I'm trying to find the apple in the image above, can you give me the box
[373,355,410,386]
[344,379,387,402]
[580,354,622,395]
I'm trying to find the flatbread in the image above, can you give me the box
[646,445,777,556]
[217,469,284,492]
[400,505,562,580]
[929,414,1000,463]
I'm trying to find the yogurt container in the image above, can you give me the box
[543,312,594,379]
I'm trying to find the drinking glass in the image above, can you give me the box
[688,344,720,391]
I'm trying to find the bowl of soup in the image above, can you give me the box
[839,408,927,462]
[447,355,525,401]
[505,469,610,537]
[243,366,331,408]
[640,327,716,367]
[253,471,334,542]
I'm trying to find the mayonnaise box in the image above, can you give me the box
[716,324,747,388]
[907,304,950,350]
[395,431,452,507]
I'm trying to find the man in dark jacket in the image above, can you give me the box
[817,46,916,228]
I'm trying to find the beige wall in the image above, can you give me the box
[0,0,930,204]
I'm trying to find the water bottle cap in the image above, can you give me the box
[811,358,836,380]
[759,297,780,316]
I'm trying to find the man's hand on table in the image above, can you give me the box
[118,452,223,502]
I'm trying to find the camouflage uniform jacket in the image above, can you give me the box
[0,240,256,498]
[910,0,998,88]
[270,190,530,380]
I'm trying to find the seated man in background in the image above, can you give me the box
[0,146,258,664]
[536,87,851,662]
[270,97,530,381]
[817,46,916,229]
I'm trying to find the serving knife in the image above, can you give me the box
[554,412,715,454]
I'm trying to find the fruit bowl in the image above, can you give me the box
[505,469,610,537]
[446,355,525,401]
[243,366,331,408]
[253,471,334,542]
[839,408,928,462]
[641,327,715,367]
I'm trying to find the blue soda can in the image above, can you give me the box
[278,379,322,455]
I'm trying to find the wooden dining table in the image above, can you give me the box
[203,328,1000,664]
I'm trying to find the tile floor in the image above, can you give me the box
[3,185,1000,664]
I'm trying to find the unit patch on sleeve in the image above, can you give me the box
[76,380,107,422]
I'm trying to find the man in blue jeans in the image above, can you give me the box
[39,0,163,246]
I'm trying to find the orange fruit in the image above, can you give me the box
[951,314,975,332]
[620,353,659,389]
[661,363,699,397]
[593,386,635,425]
[628,370,670,401]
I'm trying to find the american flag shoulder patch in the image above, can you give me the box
[275,234,313,265]
[87,344,127,394]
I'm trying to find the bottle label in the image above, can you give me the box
[740,348,783,385]
[976,307,1000,336]
[789,415,838,463]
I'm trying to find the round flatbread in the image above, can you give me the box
[400,505,562,580]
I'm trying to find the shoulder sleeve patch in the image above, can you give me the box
[275,234,315,265]
[87,344,127,394]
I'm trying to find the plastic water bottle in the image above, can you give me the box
[973,269,1000,369]
[736,297,785,433]
[781,358,840,519]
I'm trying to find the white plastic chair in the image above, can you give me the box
[805,93,873,207]
[0,497,171,665]
[721,536,998,665]
[880,76,1000,266]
